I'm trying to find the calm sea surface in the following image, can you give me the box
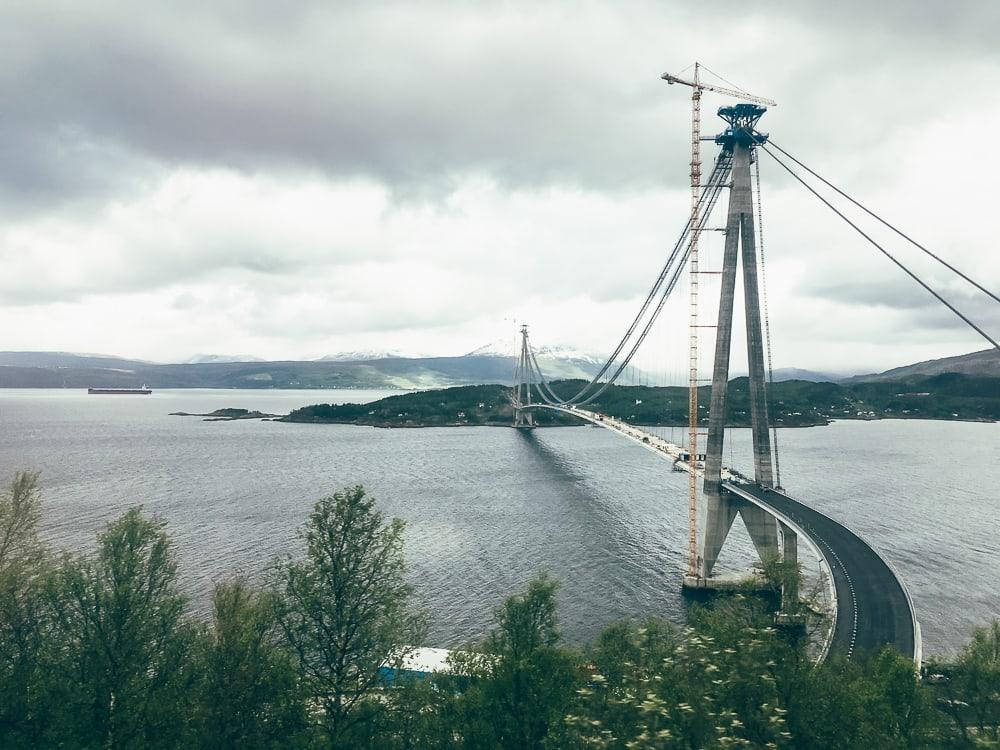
[0,388,997,657]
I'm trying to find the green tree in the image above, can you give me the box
[858,649,937,748]
[275,485,426,748]
[371,673,464,750]
[795,649,936,750]
[934,620,1000,745]
[44,507,197,749]
[454,575,580,750]
[0,471,42,570]
[193,576,307,749]
[0,471,50,747]
[558,598,795,749]
[543,618,677,749]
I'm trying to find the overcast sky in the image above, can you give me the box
[2,0,998,372]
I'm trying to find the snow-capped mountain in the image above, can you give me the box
[319,350,408,362]
[465,339,605,380]
[465,339,518,358]
[533,344,604,366]
[466,339,603,365]
[184,354,266,364]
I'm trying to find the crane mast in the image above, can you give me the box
[661,63,776,578]
[686,65,701,577]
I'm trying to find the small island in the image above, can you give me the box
[281,373,1000,429]
[170,408,281,421]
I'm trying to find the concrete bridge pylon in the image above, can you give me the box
[508,99,920,662]
[513,325,535,428]
[687,104,787,587]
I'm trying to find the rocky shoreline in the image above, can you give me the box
[169,408,281,421]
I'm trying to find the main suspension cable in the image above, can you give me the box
[538,150,735,405]
[534,161,731,407]
[757,143,1000,351]
[549,150,734,404]
[766,138,1000,306]
[527,242,691,408]
[528,347,565,406]
[569,208,708,407]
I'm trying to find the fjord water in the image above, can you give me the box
[1,388,997,657]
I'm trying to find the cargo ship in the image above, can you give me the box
[87,386,152,395]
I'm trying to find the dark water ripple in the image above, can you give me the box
[0,389,997,656]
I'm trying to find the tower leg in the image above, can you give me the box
[740,206,774,487]
[695,140,779,581]
[699,143,748,579]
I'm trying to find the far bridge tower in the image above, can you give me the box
[513,324,535,428]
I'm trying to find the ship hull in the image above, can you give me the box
[87,388,152,395]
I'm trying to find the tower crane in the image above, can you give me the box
[661,63,776,578]
[662,67,777,109]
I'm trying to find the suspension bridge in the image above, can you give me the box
[508,69,1000,666]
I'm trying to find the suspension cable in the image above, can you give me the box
[537,151,735,405]
[547,180,720,407]
[528,347,564,405]
[753,155,781,490]
[572,224,697,406]
[523,342,565,405]
[544,150,734,405]
[757,143,1000,351]
[532,154,732,406]
[766,138,1000,305]
[527,251,688,409]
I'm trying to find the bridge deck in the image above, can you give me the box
[725,482,918,662]
[526,404,919,664]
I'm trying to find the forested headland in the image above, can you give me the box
[283,373,1000,428]
[2,471,998,749]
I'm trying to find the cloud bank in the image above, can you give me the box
[1,0,998,370]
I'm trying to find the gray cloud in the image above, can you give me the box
[803,277,962,312]
[1,2,674,208]
[4,0,997,213]
[759,0,1000,49]
[1,0,998,367]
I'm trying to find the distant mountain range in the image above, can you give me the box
[318,349,409,362]
[184,354,266,364]
[0,351,154,369]
[845,348,1000,383]
[0,347,995,390]
[769,367,844,383]
[0,345,603,390]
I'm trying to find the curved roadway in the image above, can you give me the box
[723,482,918,663]
[523,404,919,664]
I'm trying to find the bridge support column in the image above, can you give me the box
[779,521,799,610]
[690,105,779,584]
